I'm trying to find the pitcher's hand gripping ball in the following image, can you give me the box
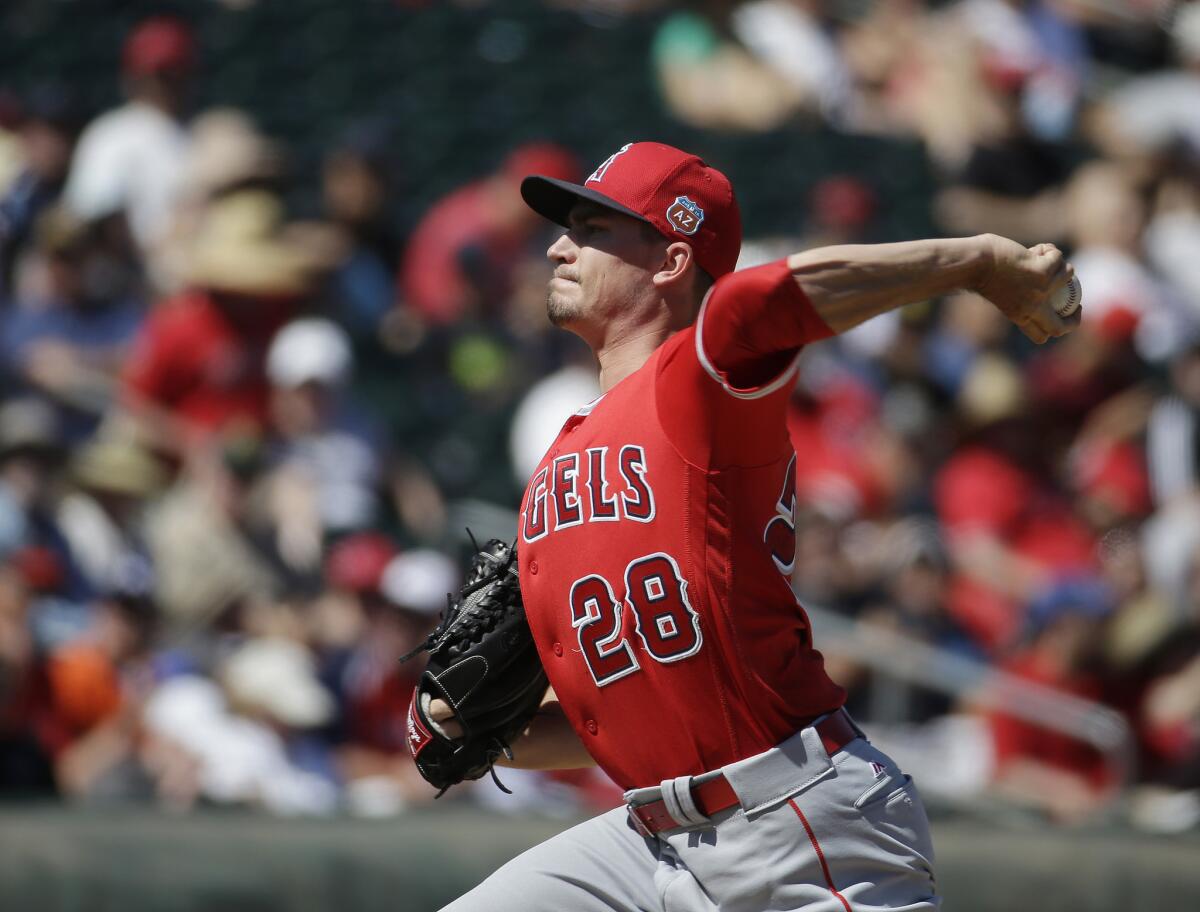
[1051,274,1082,317]
[403,539,548,795]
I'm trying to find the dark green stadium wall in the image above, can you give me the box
[0,0,937,241]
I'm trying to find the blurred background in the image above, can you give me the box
[0,0,1199,909]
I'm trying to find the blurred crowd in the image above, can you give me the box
[0,1,1199,831]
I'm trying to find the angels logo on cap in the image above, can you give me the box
[666,196,705,236]
[586,143,633,184]
[520,141,743,278]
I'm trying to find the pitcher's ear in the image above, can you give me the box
[652,241,695,292]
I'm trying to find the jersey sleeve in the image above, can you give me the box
[656,259,833,468]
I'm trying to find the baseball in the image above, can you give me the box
[1051,275,1082,317]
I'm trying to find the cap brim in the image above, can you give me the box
[521,176,651,228]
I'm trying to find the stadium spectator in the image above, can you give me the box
[0,399,89,604]
[931,59,1074,244]
[63,17,197,270]
[322,123,402,336]
[144,428,289,628]
[847,518,987,723]
[2,207,142,441]
[984,578,1122,822]
[1089,3,1200,164]
[45,589,157,800]
[954,0,1087,141]
[330,544,455,814]
[1062,162,1167,355]
[841,1,1010,167]
[118,190,328,450]
[934,358,1097,650]
[142,639,340,815]
[398,143,579,325]
[156,108,286,292]
[267,318,384,536]
[178,109,284,206]
[0,87,82,296]
[730,0,855,123]
[1130,546,1200,794]
[651,1,810,131]
[55,436,164,599]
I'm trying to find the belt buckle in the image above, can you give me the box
[627,803,655,838]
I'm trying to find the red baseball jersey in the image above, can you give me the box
[518,260,846,790]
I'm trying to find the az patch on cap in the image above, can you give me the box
[666,196,704,236]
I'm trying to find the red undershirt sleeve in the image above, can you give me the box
[656,259,834,468]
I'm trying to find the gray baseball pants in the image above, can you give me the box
[443,720,940,911]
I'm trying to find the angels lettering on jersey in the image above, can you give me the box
[521,433,798,581]
[522,444,654,542]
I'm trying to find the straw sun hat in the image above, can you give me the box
[185,191,337,297]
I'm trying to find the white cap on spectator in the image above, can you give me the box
[267,318,353,389]
[380,549,458,615]
[144,674,338,814]
[221,638,334,728]
[509,365,602,483]
[143,675,227,748]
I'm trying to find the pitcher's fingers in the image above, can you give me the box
[1036,298,1076,338]
[1037,245,1066,286]
[1042,305,1079,337]
[1018,316,1050,344]
[1046,260,1075,295]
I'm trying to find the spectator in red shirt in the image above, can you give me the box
[986,577,1120,822]
[399,143,578,325]
[318,537,454,812]
[935,358,1098,650]
[119,191,330,449]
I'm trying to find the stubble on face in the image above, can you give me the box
[546,288,572,327]
[546,271,582,327]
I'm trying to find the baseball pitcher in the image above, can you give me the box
[406,141,1080,912]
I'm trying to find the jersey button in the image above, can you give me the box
[552,642,563,657]
[530,561,538,575]
[585,719,598,735]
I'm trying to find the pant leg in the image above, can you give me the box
[665,738,940,912]
[779,738,940,912]
[442,806,670,912]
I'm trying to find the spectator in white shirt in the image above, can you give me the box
[63,18,196,264]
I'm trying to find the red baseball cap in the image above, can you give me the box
[325,532,398,594]
[502,142,580,184]
[521,141,742,279]
[123,17,196,77]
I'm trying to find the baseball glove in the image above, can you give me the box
[402,538,548,796]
